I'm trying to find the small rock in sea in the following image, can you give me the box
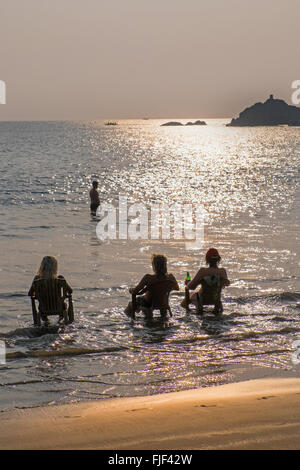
[185,120,206,126]
[161,121,183,126]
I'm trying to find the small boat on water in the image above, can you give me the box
[105,121,117,126]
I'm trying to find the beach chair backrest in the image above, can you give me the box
[33,278,67,315]
[149,279,172,309]
[201,275,222,305]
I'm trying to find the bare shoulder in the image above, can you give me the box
[167,273,176,280]
[218,268,228,277]
[196,267,206,276]
[142,273,153,282]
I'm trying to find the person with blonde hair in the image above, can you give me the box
[36,255,58,279]
[28,256,72,322]
[124,254,179,319]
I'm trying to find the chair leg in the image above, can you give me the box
[143,307,153,321]
[36,312,41,327]
[213,300,223,316]
[184,287,191,311]
[196,293,203,315]
[131,295,137,320]
[159,308,168,321]
[31,298,41,326]
[63,310,69,324]
[67,297,74,323]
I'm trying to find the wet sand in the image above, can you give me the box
[1,378,300,450]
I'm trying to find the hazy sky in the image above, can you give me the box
[0,0,299,120]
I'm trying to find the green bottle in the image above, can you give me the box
[186,271,191,281]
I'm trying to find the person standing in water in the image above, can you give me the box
[89,181,100,216]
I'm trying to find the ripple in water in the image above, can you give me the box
[0,120,299,411]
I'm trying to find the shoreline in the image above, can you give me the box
[1,377,300,450]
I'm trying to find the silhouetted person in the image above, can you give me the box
[125,254,179,319]
[28,256,72,324]
[182,248,230,315]
[90,181,100,216]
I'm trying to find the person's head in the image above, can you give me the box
[151,254,167,276]
[205,248,221,267]
[92,181,98,189]
[37,256,58,279]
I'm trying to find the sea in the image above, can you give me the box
[0,119,299,412]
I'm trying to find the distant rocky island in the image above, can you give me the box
[185,120,207,126]
[227,95,300,127]
[161,120,206,126]
[161,121,183,126]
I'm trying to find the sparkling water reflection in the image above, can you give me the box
[0,119,299,411]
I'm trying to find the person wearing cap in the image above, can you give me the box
[181,248,230,314]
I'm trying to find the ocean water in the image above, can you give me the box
[0,119,299,412]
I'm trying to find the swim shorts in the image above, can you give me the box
[90,203,100,213]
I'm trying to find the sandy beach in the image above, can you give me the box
[1,0,300,457]
[1,377,300,450]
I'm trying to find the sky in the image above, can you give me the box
[0,0,299,120]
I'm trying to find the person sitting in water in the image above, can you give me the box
[124,254,179,319]
[181,248,230,315]
[89,180,100,216]
[28,256,73,323]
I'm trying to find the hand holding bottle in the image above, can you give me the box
[185,271,191,286]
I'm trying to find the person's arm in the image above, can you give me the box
[169,273,179,291]
[66,282,73,294]
[186,269,204,290]
[64,279,73,294]
[28,275,39,296]
[220,269,230,287]
[58,275,73,294]
[28,283,35,297]
[129,275,149,295]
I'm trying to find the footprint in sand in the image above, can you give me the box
[63,415,82,418]
[194,404,217,408]
[257,396,276,400]
[126,408,149,412]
